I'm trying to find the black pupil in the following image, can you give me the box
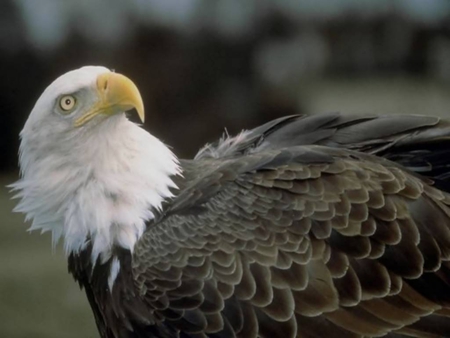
[65,98,71,105]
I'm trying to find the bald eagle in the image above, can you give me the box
[11,66,450,337]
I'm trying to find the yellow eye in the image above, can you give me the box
[59,95,76,112]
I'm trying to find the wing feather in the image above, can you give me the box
[133,146,450,337]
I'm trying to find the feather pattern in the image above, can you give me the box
[67,113,450,337]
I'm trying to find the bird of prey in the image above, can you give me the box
[11,66,450,338]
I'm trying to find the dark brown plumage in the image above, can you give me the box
[69,113,450,337]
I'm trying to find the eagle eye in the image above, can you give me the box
[59,95,76,113]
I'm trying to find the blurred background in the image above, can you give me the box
[1,0,450,337]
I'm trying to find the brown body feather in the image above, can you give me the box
[69,113,450,337]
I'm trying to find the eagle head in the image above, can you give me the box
[11,66,180,263]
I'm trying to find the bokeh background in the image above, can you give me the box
[2,1,450,337]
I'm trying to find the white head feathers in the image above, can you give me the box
[11,66,180,263]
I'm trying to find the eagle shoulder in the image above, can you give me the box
[131,145,450,337]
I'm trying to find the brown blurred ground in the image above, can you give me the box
[0,176,96,337]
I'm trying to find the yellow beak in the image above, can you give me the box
[74,72,144,127]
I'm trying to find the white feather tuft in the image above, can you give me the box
[11,113,180,263]
[195,129,252,159]
[108,257,121,292]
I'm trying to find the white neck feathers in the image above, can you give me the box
[11,115,180,263]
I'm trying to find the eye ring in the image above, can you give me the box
[59,95,76,112]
